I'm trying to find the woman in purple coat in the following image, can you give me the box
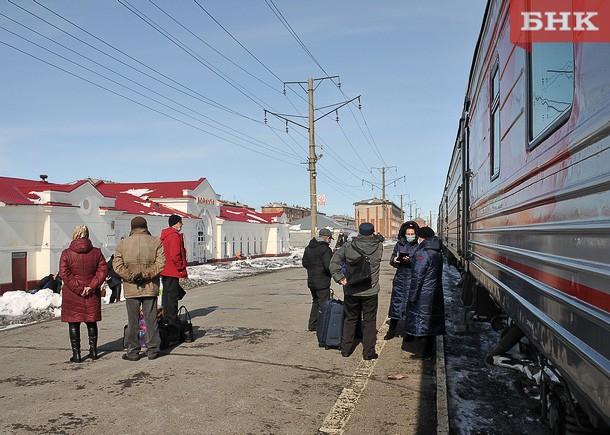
[59,225,108,363]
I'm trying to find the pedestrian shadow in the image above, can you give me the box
[186,306,219,320]
[98,336,126,356]
[97,326,209,357]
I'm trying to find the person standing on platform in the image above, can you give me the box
[59,225,108,363]
[113,217,166,361]
[106,254,123,303]
[330,222,384,360]
[302,228,334,331]
[334,229,348,251]
[160,214,188,326]
[385,221,419,340]
[404,226,445,360]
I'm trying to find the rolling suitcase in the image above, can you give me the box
[317,293,344,349]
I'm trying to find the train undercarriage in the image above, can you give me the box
[459,273,608,435]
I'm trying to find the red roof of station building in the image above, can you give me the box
[94,179,206,199]
[0,176,87,206]
[95,182,197,218]
[0,176,197,218]
[219,205,283,224]
[101,191,197,218]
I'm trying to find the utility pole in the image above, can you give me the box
[394,194,409,222]
[364,167,404,237]
[406,200,416,221]
[308,78,317,237]
[265,77,361,238]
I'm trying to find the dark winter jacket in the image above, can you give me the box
[107,254,122,288]
[160,227,188,278]
[330,234,384,297]
[405,236,446,336]
[302,237,333,289]
[388,237,419,319]
[113,227,166,299]
[36,274,62,294]
[59,238,108,323]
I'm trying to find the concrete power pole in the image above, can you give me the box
[381,167,386,236]
[265,77,361,239]
[308,78,317,239]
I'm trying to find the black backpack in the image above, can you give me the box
[344,243,377,286]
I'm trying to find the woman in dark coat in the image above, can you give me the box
[384,221,419,340]
[405,226,445,360]
[59,225,108,363]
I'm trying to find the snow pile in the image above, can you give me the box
[182,250,303,289]
[0,289,62,328]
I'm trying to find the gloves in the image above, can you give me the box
[133,273,144,285]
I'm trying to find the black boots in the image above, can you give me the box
[87,322,98,360]
[410,336,434,360]
[384,318,398,340]
[68,323,82,363]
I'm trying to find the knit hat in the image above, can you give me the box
[358,222,375,236]
[131,216,148,230]
[168,214,182,227]
[418,226,435,239]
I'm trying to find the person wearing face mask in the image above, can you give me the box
[384,221,419,340]
[403,226,445,360]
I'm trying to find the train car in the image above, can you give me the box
[439,0,610,432]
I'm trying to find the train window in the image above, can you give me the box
[528,42,574,145]
[490,64,500,180]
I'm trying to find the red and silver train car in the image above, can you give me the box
[439,0,610,432]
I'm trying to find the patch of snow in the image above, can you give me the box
[122,188,154,198]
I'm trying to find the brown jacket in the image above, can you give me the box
[113,227,166,298]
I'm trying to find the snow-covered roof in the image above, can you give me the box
[219,205,282,224]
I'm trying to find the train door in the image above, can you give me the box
[11,252,27,291]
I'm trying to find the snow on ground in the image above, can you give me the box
[0,249,304,330]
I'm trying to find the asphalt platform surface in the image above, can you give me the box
[0,251,444,434]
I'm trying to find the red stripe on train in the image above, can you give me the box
[475,247,610,313]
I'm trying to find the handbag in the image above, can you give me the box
[178,305,194,343]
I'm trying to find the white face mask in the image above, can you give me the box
[406,236,416,243]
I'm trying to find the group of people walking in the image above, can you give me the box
[302,221,445,361]
[58,214,188,363]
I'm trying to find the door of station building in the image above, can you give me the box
[11,252,27,291]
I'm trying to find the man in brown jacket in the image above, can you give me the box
[113,216,166,361]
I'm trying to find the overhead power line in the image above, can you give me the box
[0,38,301,167]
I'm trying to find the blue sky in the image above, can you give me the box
[0,1,487,226]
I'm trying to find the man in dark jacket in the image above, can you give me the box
[302,228,334,331]
[404,226,445,360]
[330,222,384,360]
[36,272,62,294]
[160,214,188,326]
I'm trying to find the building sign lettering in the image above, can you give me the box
[197,197,216,205]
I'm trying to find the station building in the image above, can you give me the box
[0,176,288,294]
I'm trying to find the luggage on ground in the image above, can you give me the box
[317,294,344,349]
